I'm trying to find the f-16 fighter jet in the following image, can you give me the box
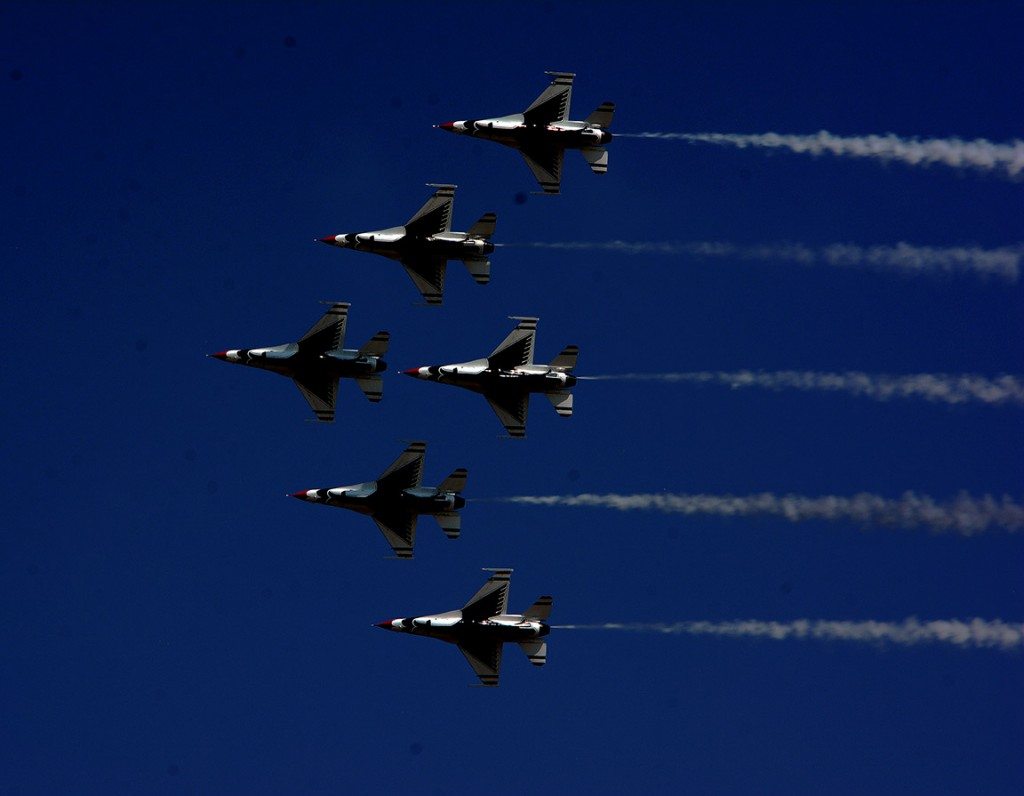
[403,316,577,438]
[290,441,467,559]
[209,302,388,423]
[375,568,552,687]
[437,71,614,195]
[317,184,496,306]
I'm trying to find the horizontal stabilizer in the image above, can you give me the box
[462,258,491,285]
[438,467,468,494]
[549,344,579,371]
[581,146,608,175]
[355,376,383,403]
[517,640,548,667]
[467,212,497,240]
[358,331,390,357]
[584,101,615,128]
[524,595,553,620]
[433,512,461,539]
[546,391,573,417]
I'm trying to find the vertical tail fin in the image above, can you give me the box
[585,101,615,128]
[467,212,497,239]
[437,467,468,494]
[524,595,553,620]
[358,331,390,357]
[549,345,579,371]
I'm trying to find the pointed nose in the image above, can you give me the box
[438,121,455,131]
[318,235,339,246]
[209,351,228,360]
[290,490,309,500]
[374,620,393,630]
[402,367,422,377]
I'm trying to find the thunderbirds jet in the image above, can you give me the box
[437,71,614,195]
[375,568,552,687]
[290,441,467,559]
[209,302,388,422]
[317,184,496,306]
[403,316,578,438]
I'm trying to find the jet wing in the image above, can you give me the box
[298,302,348,353]
[456,637,503,687]
[484,392,530,438]
[522,71,574,125]
[404,184,455,237]
[518,146,564,195]
[292,373,338,422]
[376,441,426,492]
[400,256,447,306]
[462,568,512,621]
[371,512,418,559]
[488,316,537,369]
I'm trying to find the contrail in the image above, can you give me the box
[553,618,1024,652]
[498,240,1023,282]
[500,492,1024,536]
[617,130,1024,180]
[579,371,1024,407]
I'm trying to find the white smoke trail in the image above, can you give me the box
[580,371,1024,407]
[502,492,1024,536]
[502,240,1022,282]
[553,618,1024,652]
[618,130,1024,179]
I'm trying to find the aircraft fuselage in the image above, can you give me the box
[441,116,613,151]
[377,613,550,644]
[214,345,386,379]
[320,229,493,262]
[295,483,465,516]
[404,362,576,396]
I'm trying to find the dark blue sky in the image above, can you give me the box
[3,2,1022,793]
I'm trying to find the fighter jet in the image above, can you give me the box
[317,184,496,306]
[437,71,614,195]
[290,441,467,559]
[209,302,388,422]
[375,568,552,687]
[403,316,577,438]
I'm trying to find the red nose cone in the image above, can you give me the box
[209,351,228,360]
[290,490,309,500]
[374,620,393,629]
[318,235,338,245]
[438,121,455,130]
[402,368,421,377]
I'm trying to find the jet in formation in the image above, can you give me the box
[375,568,551,687]
[437,71,614,195]
[317,184,496,306]
[209,302,388,422]
[403,316,577,438]
[290,441,467,559]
